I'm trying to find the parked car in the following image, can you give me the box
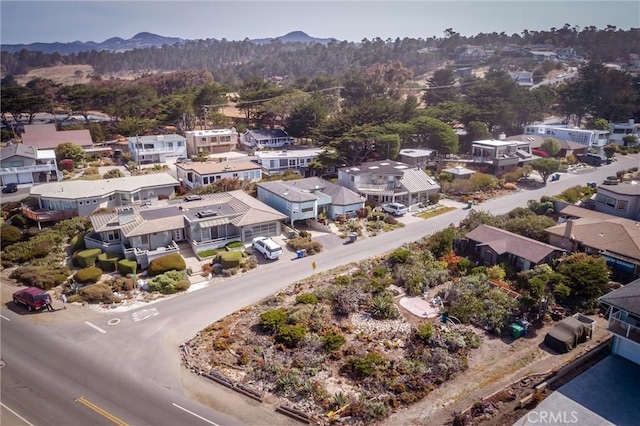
[382,202,408,216]
[12,287,50,312]
[2,182,18,193]
[252,236,283,260]
[602,176,619,185]
[184,194,203,202]
[576,153,604,166]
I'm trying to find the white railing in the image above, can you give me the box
[190,235,241,252]
[609,310,640,344]
[1,164,57,174]
[135,147,180,154]
[84,234,122,251]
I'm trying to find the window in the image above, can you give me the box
[606,197,616,208]
[301,206,313,213]
[617,200,628,211]
[595,194,607,204]
[108,194,115,201]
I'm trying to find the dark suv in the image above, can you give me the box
[13,287,50,312]
[2,182,18,193]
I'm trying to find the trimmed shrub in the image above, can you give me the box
[225,241,245,249]
[343,352,386,378]
[69,231,88,253]
[118,259,137,276]
[75,248,103,268]
[428,192,441,204]
[286,237,323,255]
[109,277,135,292]
[74,267,103,284]
[147,253,186,276]
[383,215,398,225]
[79,282,113,303]
[219,251,242,269]
[98,252,120,272]
[259,308,288,333]
[197,248,223,258]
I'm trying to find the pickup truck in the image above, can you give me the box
[382,202,408,216]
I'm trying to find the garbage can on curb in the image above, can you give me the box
[348,233,358,243]
[467,200,473,209]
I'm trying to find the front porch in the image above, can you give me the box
[124,240,180,269]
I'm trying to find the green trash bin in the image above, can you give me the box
[510,323,524,339]
[467,200,473,209]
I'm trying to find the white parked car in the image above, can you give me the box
[252,236,283,260]
[382,202,408,216]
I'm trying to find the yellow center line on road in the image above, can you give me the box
[75,396,129,426]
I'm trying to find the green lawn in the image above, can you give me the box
[415,206,456,219]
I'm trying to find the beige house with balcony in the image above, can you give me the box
[185,128,239,156]
[0,144,61,186]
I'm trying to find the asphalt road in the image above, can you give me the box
[1,153,638,425]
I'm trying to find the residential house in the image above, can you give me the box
[184,128,239,156]
[176,161,262,190]
[85,191,286,268]
[457,46,488,63]
[609,119,640,147]
[337,160,441,206]
[471,139,534,173]
[255,148,325,177]
[555,47,584,61]
[127,134,187,164]
[0,144,61,186]
[454,67,473,78]
[505,134,589,158]
[463,225,564,271]
[240,129,294,150]
[527,51,558,61]
[257,177,365,224]
[592,182,640,221]
[508,71,534,87]
[599,278,640,364]
[524,124,609,153]
[398,148,436,168]
[547,206,640,279]
[23,173,179,226]
[20,124,106,156]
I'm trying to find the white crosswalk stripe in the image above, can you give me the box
[131,307,159,322]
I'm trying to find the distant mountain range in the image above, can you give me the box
[1,31,338,54]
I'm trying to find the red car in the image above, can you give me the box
[12,287,50,312]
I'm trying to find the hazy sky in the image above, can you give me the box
[1,0,638,45]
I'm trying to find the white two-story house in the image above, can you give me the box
[609,119,640,147]
[127,134,187,164]
[184,128,239,156]
[255,148,325,177]
[240,129,295,150]
[0,144,61,186]
[524,124,609,154]
[471,139,534,174]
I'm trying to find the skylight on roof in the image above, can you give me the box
[394,165,408,169]
[369,166,379,169]
[380,162,390,166]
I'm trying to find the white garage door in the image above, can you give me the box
[3,174,19,185]
[615,338,640,364]
[18,172,33,183]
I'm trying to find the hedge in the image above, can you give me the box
[226,241,245,249]
[98,252,120,272]
[219,251,243,269]
[118,259,137,276]
[74,267,103,284]
[69,231,89,253]
[147,253,186,276]
[75,248,103,268]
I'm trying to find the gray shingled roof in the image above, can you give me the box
[599,278,640,316]
[1,144,38,160]
[258,177,363,206]
[596,182,640,196]
[30,174,179,199]
[466,225,563,264]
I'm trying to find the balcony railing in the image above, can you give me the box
[1,164,58,174]
[21,206,77,222]
[135,147,181,154]
[608,311,640,345]
[190,235,241,252]
[84,233,122,251]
